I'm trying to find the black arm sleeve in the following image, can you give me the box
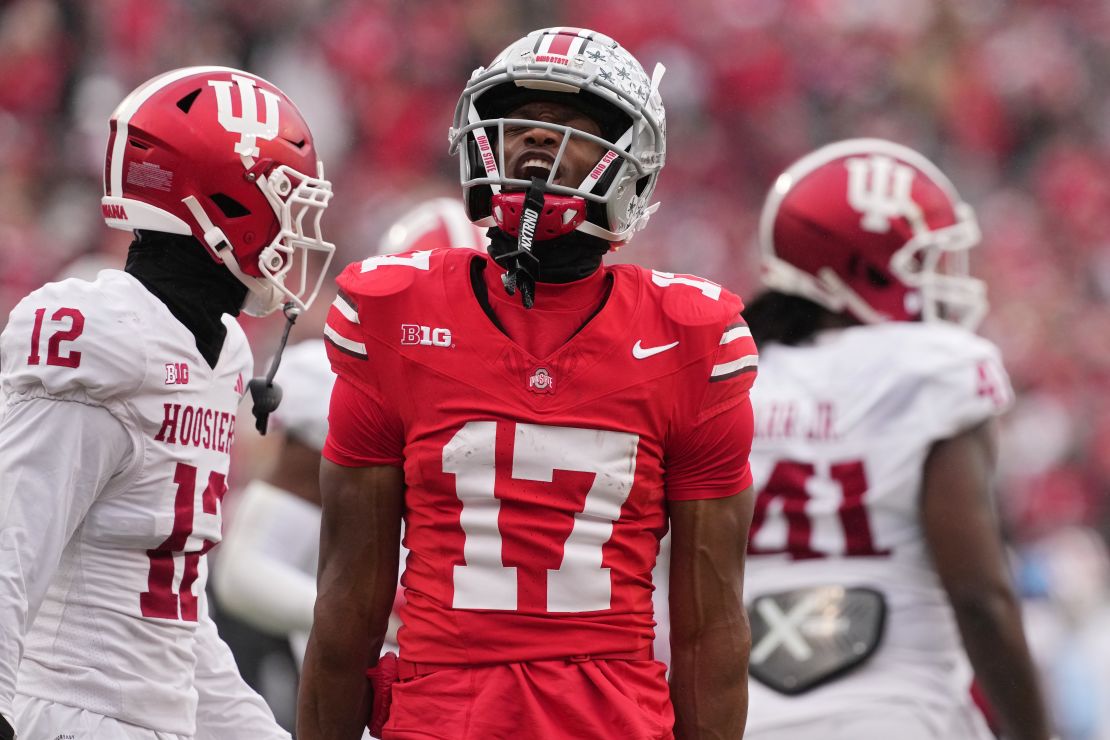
[0,712,15,740]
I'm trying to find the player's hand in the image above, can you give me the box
[365,651,399,738]
[0,713,15,740]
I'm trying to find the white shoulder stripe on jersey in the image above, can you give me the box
[711,354,759,377]
[331,295,359,324]
[109,66,248,198]
[720,325,753,345]
[323,323,367,358]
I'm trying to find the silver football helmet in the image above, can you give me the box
[449,27,666,247]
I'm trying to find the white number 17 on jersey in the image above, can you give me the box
[443,422,640,613]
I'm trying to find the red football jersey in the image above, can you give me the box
[323,248,757,664]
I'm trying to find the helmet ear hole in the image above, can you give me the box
[866,265,891,288]
[847,254,891,289]
[210,193,251,219]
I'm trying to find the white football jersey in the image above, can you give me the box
[743,321,1012,730]
[0,270,253,734]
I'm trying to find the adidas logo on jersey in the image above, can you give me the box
[401,324,453,348]
[164,362,190,385]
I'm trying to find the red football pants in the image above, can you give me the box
[382,658,675,739]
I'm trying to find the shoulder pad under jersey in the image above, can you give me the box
[330,248,472,352]
[336,248,468,300]
[630,266,745,328]
[1,271,151,404]
[871,321,1013,436]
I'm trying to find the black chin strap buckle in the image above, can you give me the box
[247,302,300,435]
[496,177,546,309]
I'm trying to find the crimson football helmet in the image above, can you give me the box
[376,197,489,255]
[449,27,666,247]
[101,66,334,316]
[759,138,987,328]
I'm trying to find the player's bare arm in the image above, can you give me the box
[669,488,755,740]
[922,420,1053,740]
[297,460,404,739]
[268,435,326,506]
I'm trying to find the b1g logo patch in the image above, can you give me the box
[527,366,555,394]
[401,324,452,348]
[165,362,190,385]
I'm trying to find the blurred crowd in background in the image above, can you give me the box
[2,0,1109,735]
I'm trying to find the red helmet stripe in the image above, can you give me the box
[546,29,577,56]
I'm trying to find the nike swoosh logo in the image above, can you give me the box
[632,340,680,359]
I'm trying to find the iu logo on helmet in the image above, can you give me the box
[208,74,280,158]
[845,154,918,234]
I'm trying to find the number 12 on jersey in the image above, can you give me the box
[443,422,639,613]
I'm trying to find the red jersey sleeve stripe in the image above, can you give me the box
[710,355,758,382]
[717,335,758,360]
[333,290,359,324]
[324,302,368,359]
[324,324,368,360]
[720,324,752,345]
[714,317,759,366]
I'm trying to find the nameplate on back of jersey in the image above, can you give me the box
[747,585,886,695]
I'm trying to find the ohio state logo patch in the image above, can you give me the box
[527,366,555,394]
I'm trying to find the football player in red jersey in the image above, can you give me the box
[0,68,334,739]
[297,28,759,740]
[739,139,1053,740]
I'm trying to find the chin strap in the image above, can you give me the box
[247,302,300,434]
[497,178,547,309]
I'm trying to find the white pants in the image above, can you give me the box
[14,696,189,740]
[744,701,994,740]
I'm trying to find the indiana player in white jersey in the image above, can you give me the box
[213,197,487,666]
[738,139,1054,739]
[0,67,335,739]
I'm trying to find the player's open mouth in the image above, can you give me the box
[515,156,556,182]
